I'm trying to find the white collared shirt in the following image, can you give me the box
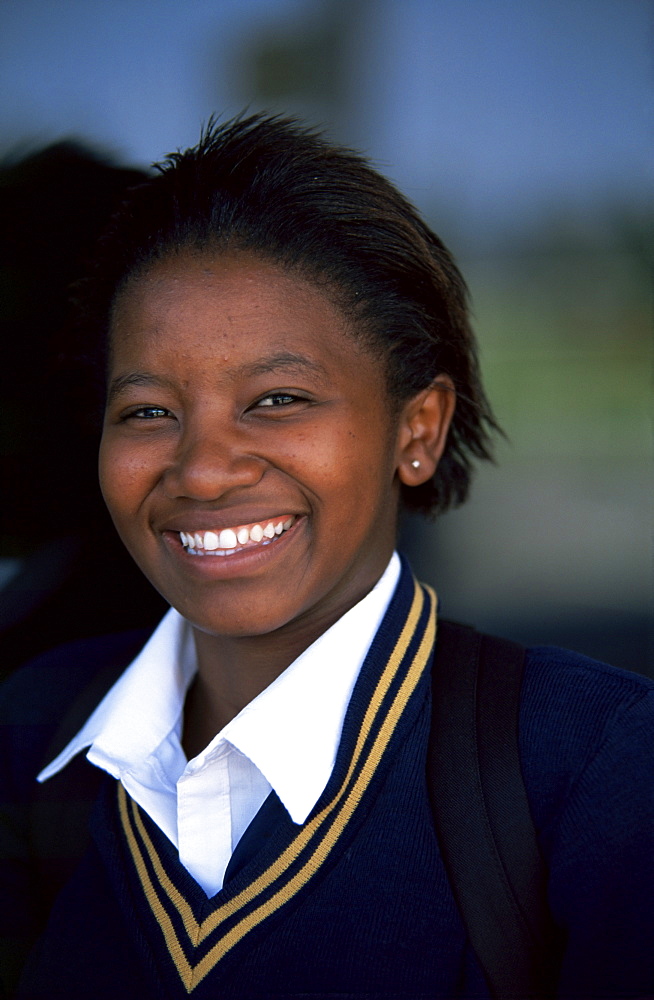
[39,554,401,897]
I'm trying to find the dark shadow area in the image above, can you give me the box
[0,141,167,680]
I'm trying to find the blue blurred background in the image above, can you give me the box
[1,0,652,674]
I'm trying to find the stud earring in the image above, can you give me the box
[411,459,421,469]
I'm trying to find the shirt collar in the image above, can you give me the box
[203,553,401,822]
[39,553,401,825]
[38,608,196,782]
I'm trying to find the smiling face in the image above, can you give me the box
[99,253,409,649]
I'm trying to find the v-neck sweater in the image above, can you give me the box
[37,555,400,897]
[2,558,653,998]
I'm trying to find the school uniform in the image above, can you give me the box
[1,556,652,998]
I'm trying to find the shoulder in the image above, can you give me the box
[0,629,152,720]
[0,629,152,788]
[520,645,653,771]
[519,644,654,841]
[518,647,654,990]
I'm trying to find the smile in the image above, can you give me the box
[179,516,296,556]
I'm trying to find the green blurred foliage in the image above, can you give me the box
[462,207,652,462]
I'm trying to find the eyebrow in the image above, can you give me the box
[235,352,329,381]
[105,372,176,405]
[106,353,329,405]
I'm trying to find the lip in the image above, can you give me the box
[161,514,305,579]
[158,507,304,534]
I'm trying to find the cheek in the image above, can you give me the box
[98,435,154,519]
[312,425,397,515]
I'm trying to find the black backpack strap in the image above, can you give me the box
[427,619,558,999]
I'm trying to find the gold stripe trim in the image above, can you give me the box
[189,585,436,988]
[129,794,205,943]
[118,784,195,989]
[119,580,436,991]
[128,579,426,940]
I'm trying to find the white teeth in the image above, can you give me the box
[203,530,219,550]
[219,528,237,548]
[179,517,295,552]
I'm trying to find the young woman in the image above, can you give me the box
[1,115,652,999]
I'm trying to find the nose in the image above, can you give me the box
[162,422,265,501]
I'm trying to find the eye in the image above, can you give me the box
[123,406,172,420]
[254,393,303,408]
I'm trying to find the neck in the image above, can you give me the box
[181,621,330,760]
[181,559,394,759]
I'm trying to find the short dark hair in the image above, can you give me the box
[80,112,499,514]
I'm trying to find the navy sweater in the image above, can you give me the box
[1,566,653,998]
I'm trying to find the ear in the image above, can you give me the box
[396,376,456,487]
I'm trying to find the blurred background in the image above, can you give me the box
[0,0,652,675]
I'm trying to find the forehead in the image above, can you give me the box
[109,252,373,376]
